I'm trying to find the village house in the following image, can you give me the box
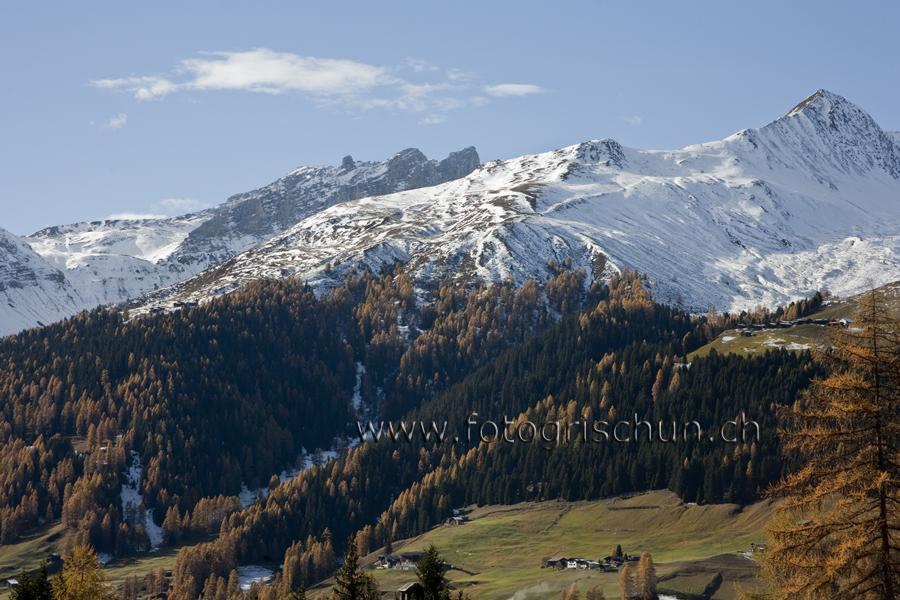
[377,555,400,569]
[398,582,424,600]
[400,551,426,570]
[544,557,568,569]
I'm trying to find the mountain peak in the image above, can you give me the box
[783,90,825,118]
[759,89,900,180]
[780,89,873,128]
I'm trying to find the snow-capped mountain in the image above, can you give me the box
[0,147,479,337]
[0,226,88,334]
[135,90,900,316]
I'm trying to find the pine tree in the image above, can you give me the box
[760,288,900,599]
[53,546,116,600]
[636,552,657,600]
[11,562,52,600]
[416,544,450,600]
[290,585,307,600]
[619,563,635,600]
[333,534,379,600]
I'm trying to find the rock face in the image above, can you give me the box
[171,146,480,272]
[0,147,479,337]
[134,90,900,317]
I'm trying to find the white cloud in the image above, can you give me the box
[183,49,390,96]
[106,113,127,129]
[93,49,391,100]
[483,84,546,97]
[154,198,210,214]
[621,116,643,125]
[93,76,178,101]
[405,58,439,73]
[107,213,167,221]
[419,116,448,125]
[93,49,543,119]
[446,68,473,82]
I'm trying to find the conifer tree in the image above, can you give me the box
[123,575,140,600]
[585,585,606,600]
[416,544,450,600]
[636,552,657,600]
[760,288,900,599]
[333,534,379,600]
[53,546,116,600]
[619,563,635,600]
[11,562,52,600]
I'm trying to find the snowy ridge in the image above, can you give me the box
[0,147,479,337]
[136,90,900,315]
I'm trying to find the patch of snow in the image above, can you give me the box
[236,566,273,591]
[96,552,113,565]
[121,451,165,550]
[785,342,811,350]
[721,336,736,342]
[238,463,307,508]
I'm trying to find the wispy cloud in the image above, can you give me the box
[620,116,642,125]
[93,49,544,120]
[405,58,439,73]
[106,113,127,129]
[154,198,210,214]
[419,116,448,125]
[93,76,178,101]
[446,68,473,82]
[483,84,546,97]
[107,212,167,221]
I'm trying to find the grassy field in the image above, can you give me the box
[689,281,900,361]
[1,494,775,600]
[0,521,66,586]
[0,521,206,600]
[310,490,776,600]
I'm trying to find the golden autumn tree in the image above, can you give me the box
[53,545,116,600]
[636,552,658,600]
[757,288,900,599]
[619,563,636,600]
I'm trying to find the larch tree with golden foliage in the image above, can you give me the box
[53,545,116,600]
[757,288,900,599]
[585,584,606,600]
[636,552,658,600]
[619,563,636,600]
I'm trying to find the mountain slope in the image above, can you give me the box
[0,147,478,337]
[0,227,90,334]
[138,90,900,315]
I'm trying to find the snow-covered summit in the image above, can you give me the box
[0,147,479,337]
[136,90,900,316]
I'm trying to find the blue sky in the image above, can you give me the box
[2,0,898,236]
